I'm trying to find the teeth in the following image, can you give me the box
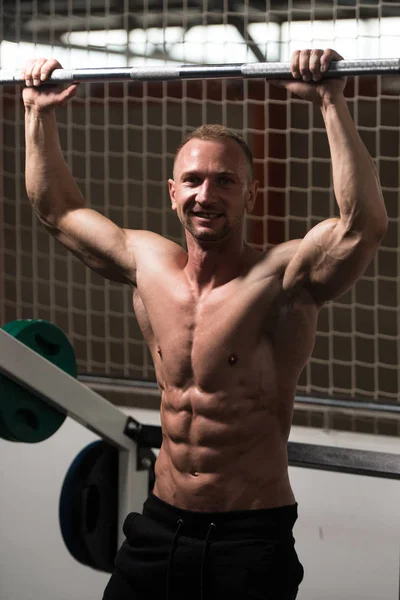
[195,213,219,219]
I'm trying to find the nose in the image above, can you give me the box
[196,179,216,204]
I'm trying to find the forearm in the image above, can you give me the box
[25,106,85,226]
[321,95,387,237]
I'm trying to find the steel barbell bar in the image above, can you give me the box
[1,58,400,85]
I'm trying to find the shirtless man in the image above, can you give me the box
[22,49,387,600]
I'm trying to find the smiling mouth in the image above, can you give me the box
[192,212,222,219]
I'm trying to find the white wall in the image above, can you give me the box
[290,428,400,600]
[0,408,399,600]
[0,418,108,600]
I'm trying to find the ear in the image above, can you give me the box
[168,179,177,210]
[245,180,259,213]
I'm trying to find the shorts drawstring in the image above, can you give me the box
[200,522,216,600]
[165,519,217,600]
[166,518,184,600]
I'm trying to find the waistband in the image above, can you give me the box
[143,493,298,540]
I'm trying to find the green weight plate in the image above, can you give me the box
[0,319,77,443]
[2,319,76,376]
[0,412,18,441]
[0,376,66,443]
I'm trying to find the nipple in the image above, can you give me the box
[228,353,238,366]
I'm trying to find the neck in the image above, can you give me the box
[184,232,248,291]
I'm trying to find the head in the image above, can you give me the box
[169,125,258,244]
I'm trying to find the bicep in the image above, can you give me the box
[40,208,135,284]
[283,218,380,303]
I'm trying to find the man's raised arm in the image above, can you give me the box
[280,49,388,303]
[23,58,136,284]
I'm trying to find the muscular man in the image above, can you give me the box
[22,49,387,600]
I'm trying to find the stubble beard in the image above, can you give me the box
[178,211,245,243]
[182,213,231,242]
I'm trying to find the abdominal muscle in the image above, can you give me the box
[152,386,296,512]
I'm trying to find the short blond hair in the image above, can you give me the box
[174,124,253,178]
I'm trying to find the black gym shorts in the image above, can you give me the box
[102,493,304,600]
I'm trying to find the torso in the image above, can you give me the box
[131,235,320,511]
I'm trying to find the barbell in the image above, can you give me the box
[0,58,400,85]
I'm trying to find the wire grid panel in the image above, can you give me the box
[1,0,399,402]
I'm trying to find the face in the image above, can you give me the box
[168,138,258,243]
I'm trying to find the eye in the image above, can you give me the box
[217,176,234,186]
[183,175,202,186]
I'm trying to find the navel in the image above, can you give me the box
[157,347,162,359]
[228,353,238,366]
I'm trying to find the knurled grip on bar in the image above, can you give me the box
[1,58,400,85]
